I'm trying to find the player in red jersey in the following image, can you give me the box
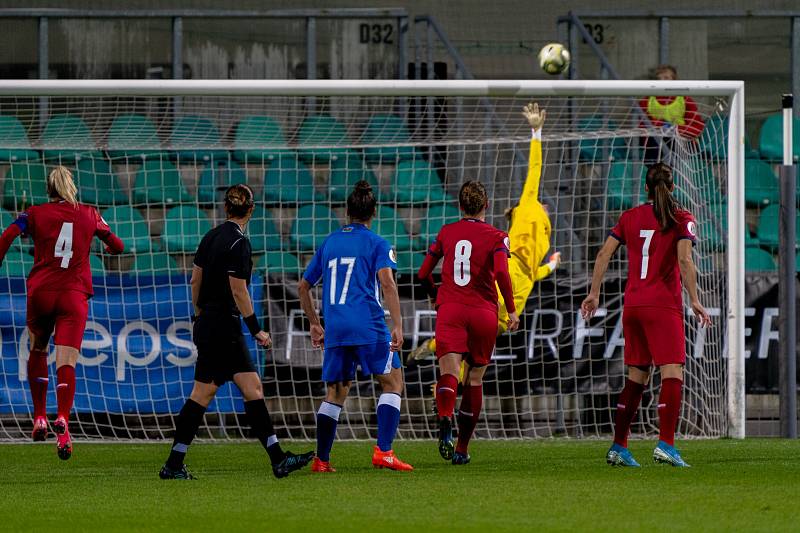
[581,162,711,468]
[0,166,124,459]
[417,180,519,464]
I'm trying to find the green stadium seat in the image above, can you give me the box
[371,206,419,252]
[606,161,647,210]
[196,160,248,204]
[362,115,417,163]
[132,158,193,205]
[168,115,228,163]
[390,159,447,204]
[745,229,759,248]
[745,246,776,272]
[578,117,628,161]
[328,151,378,202]
[256,251,302,276]
[0,249,33,277]
[0,115,39,162]
[248,206,284,253]
[40,114,100,162]
[131,252,180,275]
[395,250,426,275]
[233,116,288,163]
[756,204,800,251]
[420,201,461,246]
[297,115,350,162]
[0,207,14,228]
[758,113,800,162]
[106,114,163,160]
[745,159,779,207]
[89,254,105,274]
[2,162,49,211]
[75,157,128,206]
[263,155,321,205]
[290,204,341,252]
[100,206,157,254]
[162,206,213,253]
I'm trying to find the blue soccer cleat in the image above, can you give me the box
[653,441,691,467]
[452,451,471,465]
[437,417,454,461]
[606,443,641,467]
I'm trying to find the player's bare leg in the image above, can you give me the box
[453,363,487,465]
[435,352,462,460]
[53,344,79,460]
[372,367,413,471]
[27,331,51,442]
[313,381,350,473]
[653,364,690,467]
[607,366,649,467]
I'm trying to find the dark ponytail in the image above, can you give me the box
[346,180,377,222]
[224,183,255,218]
[646,162,678,230]
[459,180,488,217]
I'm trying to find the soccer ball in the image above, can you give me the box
[538,43,571,75]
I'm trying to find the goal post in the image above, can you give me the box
[0,79,745,440]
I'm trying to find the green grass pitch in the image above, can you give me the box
[2,439,800,532]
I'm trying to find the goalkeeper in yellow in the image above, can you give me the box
[410,101,561,362]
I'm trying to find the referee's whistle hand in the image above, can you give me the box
[255,331,272,349]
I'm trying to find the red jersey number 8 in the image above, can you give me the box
[454,239,472,286]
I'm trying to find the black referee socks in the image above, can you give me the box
[244,399,285,464]
[167,399,207,470]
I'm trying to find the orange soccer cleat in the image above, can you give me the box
[371,446,414,471]
[311,457,337,473]
[31,416,48,442]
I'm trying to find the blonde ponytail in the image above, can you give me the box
[47,166,78,206]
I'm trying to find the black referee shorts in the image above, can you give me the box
[192,311,256,386]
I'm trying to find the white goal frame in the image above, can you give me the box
[0,79,746,439]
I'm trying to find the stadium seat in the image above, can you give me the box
[0,207,14,228]
[371,206,419,252]
[390,159,448,204]
[758,113,800,162]
[89,254,105,274]
[263,155,321,205]
[290,204,341,252]
[248,206,284,253]
[328,150,378,202]
[2,162,49,211]
[100,206,157,254]
[395,250,426,275]
[756,204,800,250]
[0,115,39,162]
[578,117,628,162]
[606,161,646,210]
[40,114,100,163]
[162,206,213,253]
[106,114,163,160]
[168,115,228,163]
[132,158,193,205]
[75,157,128,206]
[361,115,417,163]
[0,249,32,277]
[297,115,350,162]
[745,159,779,207]
[131,252,180,275]
[745,246,776,272]
[256,251,302,275]
[196,160,248,204]
[420,201,461,246]
[233,115,288,163]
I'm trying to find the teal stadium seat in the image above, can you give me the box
[256,251,302,276]
[390,159,447,204]
[0,249,32,277]
[132,158,193,205]
[578,117,628,161]
[758,113,800,162]
[162,206,213,253]
[328,151,378,202]
[421,202,461,246]
[132,252,180,275]
[745,246,776,272]
[168,115,228,163]
[606,161,646,210]
[233,116,288,163]
[196,160,248,204]
[75,157,128,206]
[41,114,101,163]
[745,159,779,207]
[263,155,320,205]
[290,204,341,252]
[106,114,163,160]
[361,115,417,163]
[0,208,14,228]
[0,115,39,162]
[371,206,419,252]
[757,204,800,251]
[248,206,284,253]
[3,163,49,211]
[100,206,157,254]
[394,250,426,275]
[297,115,350,163]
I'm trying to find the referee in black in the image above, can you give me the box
[160,184,313,479]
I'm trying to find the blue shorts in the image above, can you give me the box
[322,342,401,383]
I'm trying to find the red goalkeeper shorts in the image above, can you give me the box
[622,306,686,367]
[27,289,89,350]
[435,302,498,367]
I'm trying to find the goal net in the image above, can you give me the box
[0,80,744,441]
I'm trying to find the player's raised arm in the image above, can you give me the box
[521,102,545,201]
[581,236,621,319]
[677,239,711,327]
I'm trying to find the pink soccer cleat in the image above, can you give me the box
[31,416,48,442]
[53,415,72,460]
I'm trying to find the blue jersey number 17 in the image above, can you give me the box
[327,257,356,305]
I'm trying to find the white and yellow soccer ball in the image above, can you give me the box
[538,43,571,75]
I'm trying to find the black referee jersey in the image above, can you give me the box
[193,220,253,315]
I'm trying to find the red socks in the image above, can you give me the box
[613,379,645,448]
[435,374,458,419]
[27,350,49,418]
[456,384,483,454]
[658,378,683,446]
[56,365,76,421]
